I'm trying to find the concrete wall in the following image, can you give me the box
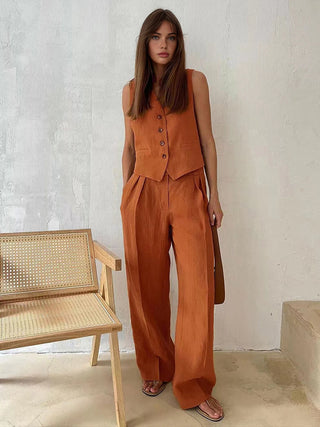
[1,0,319,353]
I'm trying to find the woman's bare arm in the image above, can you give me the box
[121,82,136,186]
[192,70,223,227]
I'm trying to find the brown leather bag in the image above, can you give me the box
[211,224,225,304]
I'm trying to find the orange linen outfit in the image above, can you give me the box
[120,69,216,409]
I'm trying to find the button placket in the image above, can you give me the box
[155,103,168,160]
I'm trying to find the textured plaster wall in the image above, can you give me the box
[0,0,319,353]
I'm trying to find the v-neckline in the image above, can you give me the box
[151,90,161,106]
[151,90,168,114]
[151,68,190,102]
[151,88,159,99]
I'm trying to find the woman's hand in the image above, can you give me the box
[207,195,223,228]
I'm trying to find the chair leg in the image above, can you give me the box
[91,334,101,366]
[109,330,126,427]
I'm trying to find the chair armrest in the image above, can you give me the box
[93,240,122,271]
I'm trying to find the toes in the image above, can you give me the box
[206,397,223,417]
[142,380,165,394]
[143,380,154,392]
[150,380,162,392]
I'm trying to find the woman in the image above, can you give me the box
[120,8,224,422]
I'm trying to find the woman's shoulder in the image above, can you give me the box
[188,68,207,80]
[122,77,135,91]
[122,79,135,105]
[190,68,208,93]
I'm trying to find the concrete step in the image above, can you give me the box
[281,300,320,410]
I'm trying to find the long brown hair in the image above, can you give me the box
[127,9,188,120]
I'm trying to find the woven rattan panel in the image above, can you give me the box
[0,232,95,297]
[0,293,117,342]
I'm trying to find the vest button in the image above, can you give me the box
[157,114,162,119]
[162,154,166,159]
[160,140,165,146]
[158,128,163,132]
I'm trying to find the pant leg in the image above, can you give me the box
[120,172,175,381]
[169,168,216,409]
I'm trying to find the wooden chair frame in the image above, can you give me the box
[0,229,126,427]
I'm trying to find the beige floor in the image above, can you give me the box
[0,350,319,427]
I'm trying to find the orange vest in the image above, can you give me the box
[129,68,205,181]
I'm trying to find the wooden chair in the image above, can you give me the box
[0,228,126,427]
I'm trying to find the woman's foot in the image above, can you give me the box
[196,396,224,421]
[142,379,166,396]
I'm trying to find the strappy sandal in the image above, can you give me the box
[195,397,224,422]
[141,380,167,396]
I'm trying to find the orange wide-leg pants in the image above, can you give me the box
[120,166,216,409]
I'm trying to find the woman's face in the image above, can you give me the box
[148,20,177,66]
